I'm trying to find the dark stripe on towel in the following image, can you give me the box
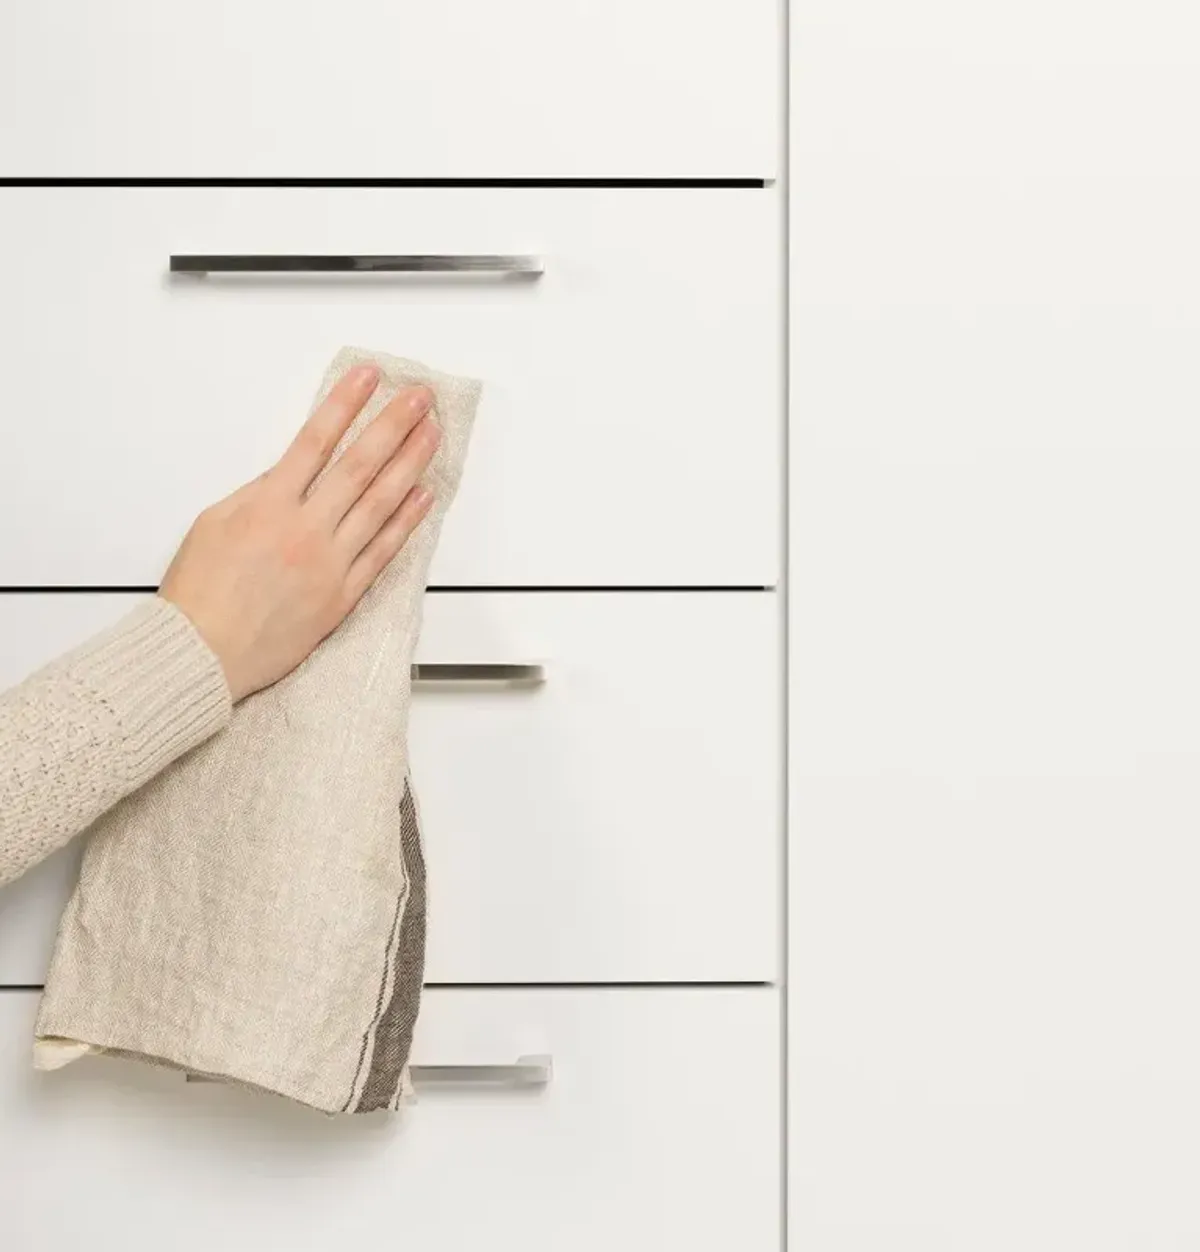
[357,780,428,1112]
[342,808,410,1113]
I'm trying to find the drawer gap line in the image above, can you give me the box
[422,981,774,990]
[1,981,773,994]
[0,177,768,190]
[0,584,775,595]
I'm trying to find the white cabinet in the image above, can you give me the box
[0,1,783,1243]
[0,187,779,588]
[0,987,779,1249]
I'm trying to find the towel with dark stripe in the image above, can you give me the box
[33,347,480,1114]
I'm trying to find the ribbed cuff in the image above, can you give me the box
[66,597,233,790]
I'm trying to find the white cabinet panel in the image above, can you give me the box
[0,1,779,179]
[0,987,779,1250]
[0,592,780,985]
[0,187,779,587]
[792,1,1200,1246]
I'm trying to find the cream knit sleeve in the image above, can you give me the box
[0,597,232,889]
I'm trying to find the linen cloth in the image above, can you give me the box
[34,347,480,1114]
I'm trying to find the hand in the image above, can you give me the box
[160,364,440,701]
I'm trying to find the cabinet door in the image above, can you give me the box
[792,0,1200,1246]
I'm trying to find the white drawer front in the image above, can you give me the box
[0,1,778,179]
[0,987,779,1248]
[0,187,779,588]
[0,592,780,985]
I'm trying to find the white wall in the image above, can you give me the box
[790,2,1200,1246]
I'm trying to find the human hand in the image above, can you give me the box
[160,364,440,701]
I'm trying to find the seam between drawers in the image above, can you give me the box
[0,178,770,189]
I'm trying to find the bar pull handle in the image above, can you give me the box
[410,662,545,690]
[408,1054,553,1088]
[187,1055,553,1090]
[170,254,543,277]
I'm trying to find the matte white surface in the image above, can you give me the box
[0,1,779,179]
[791,1,1200,1246]
[0,187,779,587]
[0,592,780,985]
[0,987,779,1249]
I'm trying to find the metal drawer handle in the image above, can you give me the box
[409,1054,553,1088]
[186,1055,552,1089]
[410,663,545,690]
[170,254,543,277]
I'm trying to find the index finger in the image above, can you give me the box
[272,363,380,497]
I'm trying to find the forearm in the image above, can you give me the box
[0,597,231,888]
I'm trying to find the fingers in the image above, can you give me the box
[334,414,441,558]
[309,384,433,527]
[344,484,435,605]
[274,364,380,496]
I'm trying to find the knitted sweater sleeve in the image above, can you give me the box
[0,597,232,889]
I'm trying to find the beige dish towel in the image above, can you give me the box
[33,347,480,1114]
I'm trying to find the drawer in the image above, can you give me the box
[0,1,779,179]
[0,987,779,1248]
[0,187,780,588]
[0,592,780,985]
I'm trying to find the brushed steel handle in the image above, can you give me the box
[410,663,545,690]
[408,1054,553,1088]
[187,1055,553,1089]
[170,254,543,277]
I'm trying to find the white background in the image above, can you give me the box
[790,1,1200,1246]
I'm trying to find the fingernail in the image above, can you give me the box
[414,485,434,510]
[408,385,434,414]
[423,418,442,447]
[351,363,379,389]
